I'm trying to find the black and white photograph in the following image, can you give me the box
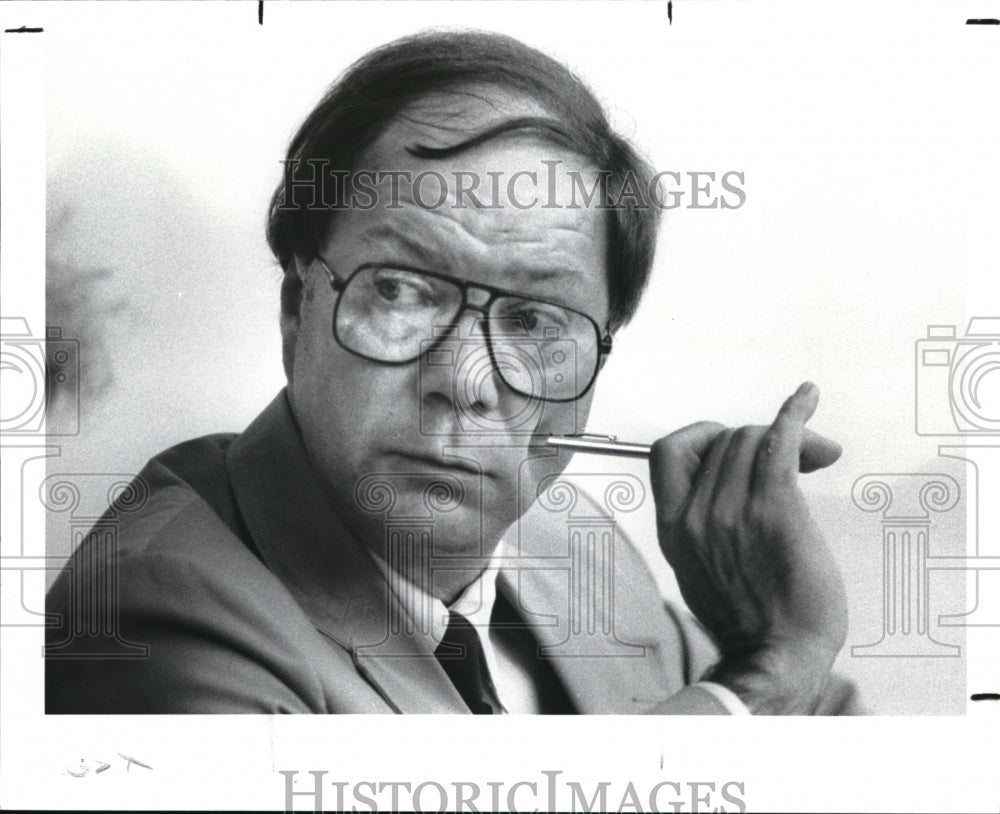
[1,1,998,811]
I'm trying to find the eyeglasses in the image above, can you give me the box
[314,258,612,402]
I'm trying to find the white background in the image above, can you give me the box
[2,1,999,811]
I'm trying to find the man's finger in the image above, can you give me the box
[684,427,737,524]
[756,382,821,483]
[649,420,726,521]
[799,429,842,473]
[708,425,760,515]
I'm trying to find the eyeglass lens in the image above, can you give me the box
[334,266,598,401]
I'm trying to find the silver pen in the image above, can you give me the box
[546,433,651,459]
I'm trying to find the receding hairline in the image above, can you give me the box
[352,82,587,172]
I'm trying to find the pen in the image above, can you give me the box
[546,434,652,459]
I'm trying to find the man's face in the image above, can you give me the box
[285,90,610,571]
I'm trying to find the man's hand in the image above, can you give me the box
[649,382,848,714]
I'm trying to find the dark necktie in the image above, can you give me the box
[435,610,505,714]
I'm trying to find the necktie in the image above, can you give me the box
[435,610,505,714]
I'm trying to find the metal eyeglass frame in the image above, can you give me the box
[313,257,613,403]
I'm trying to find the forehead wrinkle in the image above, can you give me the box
[376,198,593,261]
[472,220,597,241]
[384,181,600,242]
[352,206,497,276]
[354,222,443,268]
[351,212,593,293]
[348,172,605,275]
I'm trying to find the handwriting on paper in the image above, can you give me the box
[65,752,152,778]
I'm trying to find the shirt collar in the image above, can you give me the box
[369,540,506,647]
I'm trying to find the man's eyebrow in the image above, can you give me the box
[405,116,575,159]
[359,225,590,295]
[359,223,443,268]
[506,263,583,283]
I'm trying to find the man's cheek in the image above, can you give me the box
[535,394,592,437]
[509,451,574,522]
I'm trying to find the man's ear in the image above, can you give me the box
[279,257,308,383]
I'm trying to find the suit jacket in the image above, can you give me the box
[45,391,862,715]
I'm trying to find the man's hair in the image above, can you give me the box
[267,29,660,331]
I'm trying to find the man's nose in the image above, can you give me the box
[436,307,503,415]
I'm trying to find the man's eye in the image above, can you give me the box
[374,278,403,301]
[371,272,436,306]
[509,308,539,331]
[505,304,568,333]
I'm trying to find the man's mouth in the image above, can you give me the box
[389,450,486,477]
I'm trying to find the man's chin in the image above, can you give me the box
[351,483,513,557]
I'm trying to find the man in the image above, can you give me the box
[46,30,860,714]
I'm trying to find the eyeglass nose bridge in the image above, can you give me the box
[427,284,495,345]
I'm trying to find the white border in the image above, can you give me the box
[2,2,999,811]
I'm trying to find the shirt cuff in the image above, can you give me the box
[693,681,751,715]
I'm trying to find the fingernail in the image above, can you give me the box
[796,381,817,396]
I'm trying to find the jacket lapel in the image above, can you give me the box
[226,390,468,713]
[497,485,689,714]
